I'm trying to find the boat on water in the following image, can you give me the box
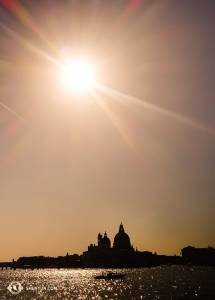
[95,272,125,280]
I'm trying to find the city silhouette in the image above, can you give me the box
[0,223,214,270]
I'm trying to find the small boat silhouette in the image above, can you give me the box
[95,272,125,280]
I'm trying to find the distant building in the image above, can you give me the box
[15,254,82,268]
[181,246,215,266]
[83,223,182,268]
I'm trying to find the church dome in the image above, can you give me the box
[113,223,131,250]
[100,231,111,248]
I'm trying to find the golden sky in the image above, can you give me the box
[0,0,215,261]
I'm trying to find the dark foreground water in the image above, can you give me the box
[0,266,215,299]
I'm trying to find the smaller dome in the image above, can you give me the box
[100,231,111,248]
[101,236,110,244]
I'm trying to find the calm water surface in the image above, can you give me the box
[0,266,215,299]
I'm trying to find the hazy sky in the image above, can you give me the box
[0,0,215,261]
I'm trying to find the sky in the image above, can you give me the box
[0,0,215,261]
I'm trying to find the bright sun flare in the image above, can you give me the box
[62,59,94,92]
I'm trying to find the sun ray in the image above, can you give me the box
[0,0,61,59]
[88,87,143,161]
[0,101,41,134]
[93,82,215,136]
[0,101,27,124]
[0,22,64,68]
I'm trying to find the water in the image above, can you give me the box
[0,266,215,299]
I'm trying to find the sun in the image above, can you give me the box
[62,59,94,92]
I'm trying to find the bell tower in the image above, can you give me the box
[98,233,102,246]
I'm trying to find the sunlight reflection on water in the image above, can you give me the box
[0,266,215,299]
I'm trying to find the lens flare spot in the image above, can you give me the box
[62,59,94,92]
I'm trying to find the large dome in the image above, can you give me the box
[113,223,131,250]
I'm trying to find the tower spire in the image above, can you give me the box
[119,223,124,232]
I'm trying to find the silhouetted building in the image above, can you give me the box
[83,223,182,268]
[83,223,136,268]
[15,254,83,268]
[181,246,215,266]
